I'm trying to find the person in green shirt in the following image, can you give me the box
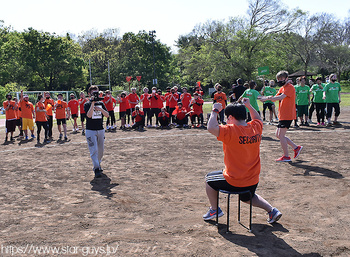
[238,80,263,122]
[295,76,310,126]
[310,77,326,126]
[293,77,301,127]
[323,73,341,126]
[307,78,316,124]
[261,80,278,124]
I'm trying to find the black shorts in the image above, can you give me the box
[119,111,126,119]
[6,120,17,133]
[16,118,22,126]
[71,113,78,119]
[277,120,293,129]
[80,113,87,122]
[57,118,66,125]
[126,109,131,115]
[263,102,274,111]
[206,170,257,202]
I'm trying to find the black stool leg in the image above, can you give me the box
[226,193,230,233]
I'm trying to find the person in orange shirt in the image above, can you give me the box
[131,105,145,131]
[117,92,128,130]
[20,90,35,140]
[190,92,204,128]
[164,87,171,113]
[54,93,70,140]
[35,94,49,144]
[168,87,179,124]
[68,93,79,132]
[158,107,170,128]
[264,70,303,162]
[128,88,140,124]
[147,87,160,127]
[3,93,17,142]
[172,102,190,128]
[103,90,117,130]
[213,84,227,124]
[203,98,282,224]
[13,97,23,138]
[180,87,192,112]
[44,92,55,139]
[78,91,88,135]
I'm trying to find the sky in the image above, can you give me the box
[1,0,349,52]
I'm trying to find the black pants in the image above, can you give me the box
[191,113,204,125]
[36,121,48,139]
[106,110,116,126]
[308,102,315,120]
[143,108,151,125]
[47,115,53,137]
[315,103,326,123]
[132,118,145,129]
[159,117,169,127]
[169,107,176,123]
[326,103,340,119]
[150,108,160,125]
[176,116,188,126]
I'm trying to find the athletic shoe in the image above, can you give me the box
[267,207,282,224]
[94,168,102,178]
[59,134,63,140]
[294,145,303,159]
[5,136,8,142]
[304,122,309,126]
[333,121,341,125]
[72,128,75,132]
[317,122,320,126]
[10,136,14,141]
[203,207,224,220]
[64,136,68,141]
[31,134,35,139]
[275,156,292,162]
[106,125,110,130]
[76,128,79,132]
[294,124,299,128]
[321,122,325,126]
[326,122,332,127]
[82,130,85,135]
[25,136,29,140]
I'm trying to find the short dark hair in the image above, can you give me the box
[237,78,243,85]
[224,103,247,121]
[249,80,256,89]
[88,85,99,94]
[316,77,322,82]
[37,94,43,101]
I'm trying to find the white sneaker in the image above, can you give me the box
[106,125,110,130]
[76,128,79,132]
[72,128,75,132]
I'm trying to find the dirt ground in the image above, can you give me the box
[0,108,349,257]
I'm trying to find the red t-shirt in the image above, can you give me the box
[181,93,192,111]
[132,110,144,122]
[140,93,150,108]
[158,111,170,121]
[68,99,79,115]
[35,102,47,122]
[192,98,204,115]
[172,106,187,120]
[164,92,171,107]
[119,97,128,112]
[148,93,159,108]
[78,98,88,114]
[103,96,117,112]
[128,93,140,108]
[157,95,165,109]
[169,93,179,108]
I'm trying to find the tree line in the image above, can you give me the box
[1,0,349,103]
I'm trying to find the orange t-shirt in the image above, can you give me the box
[217,119,263,187]
[3,100,17,120]
[15,105,21,119]
[44,98,55,116]
[20,100,34,119]
[214,92,227,109]
[140,93,151,108]
[68,99,79,115]
[128,93,140,108]
[35,102,47,122]
[79,98,88,114]
[276,83,296,120]
[55,101,68,119]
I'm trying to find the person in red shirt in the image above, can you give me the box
[157,89,165,109]
[44,92,55,139]
[164,87,171,113]
[190,93,205,128]
[168,87,179,124]
[117,92,128,130]
[213,84,227,124]
[180,87,192,112]
[68,93,79,132]
[54,93,70,140]
[128,88,140,123]
[3,93,17,142]
[103,90,117,130]
[13,97,23,138]
[172,102,190,128]
[35,94,49,144]
[203,98,282,224]
[140,87,151,127]
[148,87,160,127]
[131,105,145,131]
[158,107,170,128]
[78,91,88,135]
[20,90,35,140]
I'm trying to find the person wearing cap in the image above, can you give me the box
[140,87,151,127]
[190,92,204,128]
[20,90,35,140]
[158,107,170,128]
[35,94,49,144]
[3,93,17,142]
[44,92,55,139]
[148,87,160,127]
[172,102,190,128]
[54,93,70,140]
[68,93,79,132]
[213,83,227,124]
[131,105,145,131]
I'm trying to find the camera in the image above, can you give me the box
[92,91,103,102]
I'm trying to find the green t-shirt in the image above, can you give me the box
[261,86,277,104]
[241,89,261,112]
[311,84,326,103]
[323,82,341,103]
[295,85,310,105]
[294,85,299,104]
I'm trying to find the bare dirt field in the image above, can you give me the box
[0,108,349,256]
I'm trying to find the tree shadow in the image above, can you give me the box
[90,173,119,199]
[217,222,321,256]
[289,160,344,179]
[262,136,278,142]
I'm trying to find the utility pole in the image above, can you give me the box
[149,30,156,85]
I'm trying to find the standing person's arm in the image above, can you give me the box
[338,91,341,103]
[207,103,222,137]
[242,98,262,122]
